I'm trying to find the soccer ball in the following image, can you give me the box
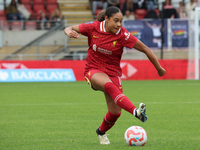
[124,126,147,146]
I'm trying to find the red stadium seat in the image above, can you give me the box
[46,0,57,3]
[0,16,7,20]
[48,9,55,15]
[135,9,147,19]
[35,10,46,20]
[24,3,32,10]
[33,4,45,12]
[46,4,58,12]
[28,9,34,16]
[11,21,23,31]
[95,9,102,16]
[23,4,34,16]
[48,9,55,19]
[154,8,160,17]
[0,10,6,16]
[20,0,31,4]
[119,0,126,10]
[1,21,9,30]
[25,21,37,30]
[33,0,44,4]
[0,10,6,20]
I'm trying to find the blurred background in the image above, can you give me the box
[0,0,199,80]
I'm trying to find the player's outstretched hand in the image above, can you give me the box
[64,28,79,39]
[157,67,166,77]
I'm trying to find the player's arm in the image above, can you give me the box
[64,25,80,39]
[133,39,166,77]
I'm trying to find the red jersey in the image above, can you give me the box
[79,21,137,77]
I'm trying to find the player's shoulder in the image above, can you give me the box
[120,26,129,35]
[84,21,99,26]
[82,21,100,30]
[119,27,131,39]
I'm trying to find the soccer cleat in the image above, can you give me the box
[96,128,110,145]
[134,103,148,122]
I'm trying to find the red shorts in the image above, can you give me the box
[84,69,123,92]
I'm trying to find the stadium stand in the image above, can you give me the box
[11,21,23,30]
[46,3,58,13]
[1,21,9,30]
[20,0,34,18]
[135,8,147,19]
[46,0,57,3]
[5,0,12,7]
[24,21,37,30]
[154,8,160,17]
[58,0,93,53]
[0,10,6,20]
[94,8,102,16]
[46,0,58,16]
[35,9,47,20]
[33,0,44,4]
[33,4,45,13]
[0,0,4,10]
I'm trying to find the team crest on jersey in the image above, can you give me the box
[112,41,117,47]
[85,21,94,24]
[88,71,91,76]
[124,32,130,41]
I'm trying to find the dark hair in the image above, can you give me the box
[96,6,121,22]
[96,10,106,22]
[18,0,22,4]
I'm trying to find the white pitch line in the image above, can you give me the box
[0,103,105,106]
[146,102,200,104]
[0,101,200,106]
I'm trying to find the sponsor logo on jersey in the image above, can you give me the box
[112,40,117,47]
[93,44,97,51]
[92,44,112,55]
[93,35,99,38]
[124,32,130,41]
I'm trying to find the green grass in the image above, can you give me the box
[0,80,200,150]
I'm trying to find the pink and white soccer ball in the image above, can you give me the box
[124,126,147,146]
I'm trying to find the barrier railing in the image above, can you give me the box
[0,52,192,60]
[0,20,65,31]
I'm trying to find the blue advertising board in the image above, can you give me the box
[171,20,188,48]
[123,19,168,49]
[0,69,76,82]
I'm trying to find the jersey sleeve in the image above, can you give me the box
[121,28,138,49]
[79,21,97,37]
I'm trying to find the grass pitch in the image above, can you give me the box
[0,80,200,150]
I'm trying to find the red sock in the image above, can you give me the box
[104,82,136,115]
[100,111,121,133]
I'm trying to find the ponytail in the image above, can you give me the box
[96,9,106,22]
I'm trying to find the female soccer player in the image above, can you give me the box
[64,6,166,145]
